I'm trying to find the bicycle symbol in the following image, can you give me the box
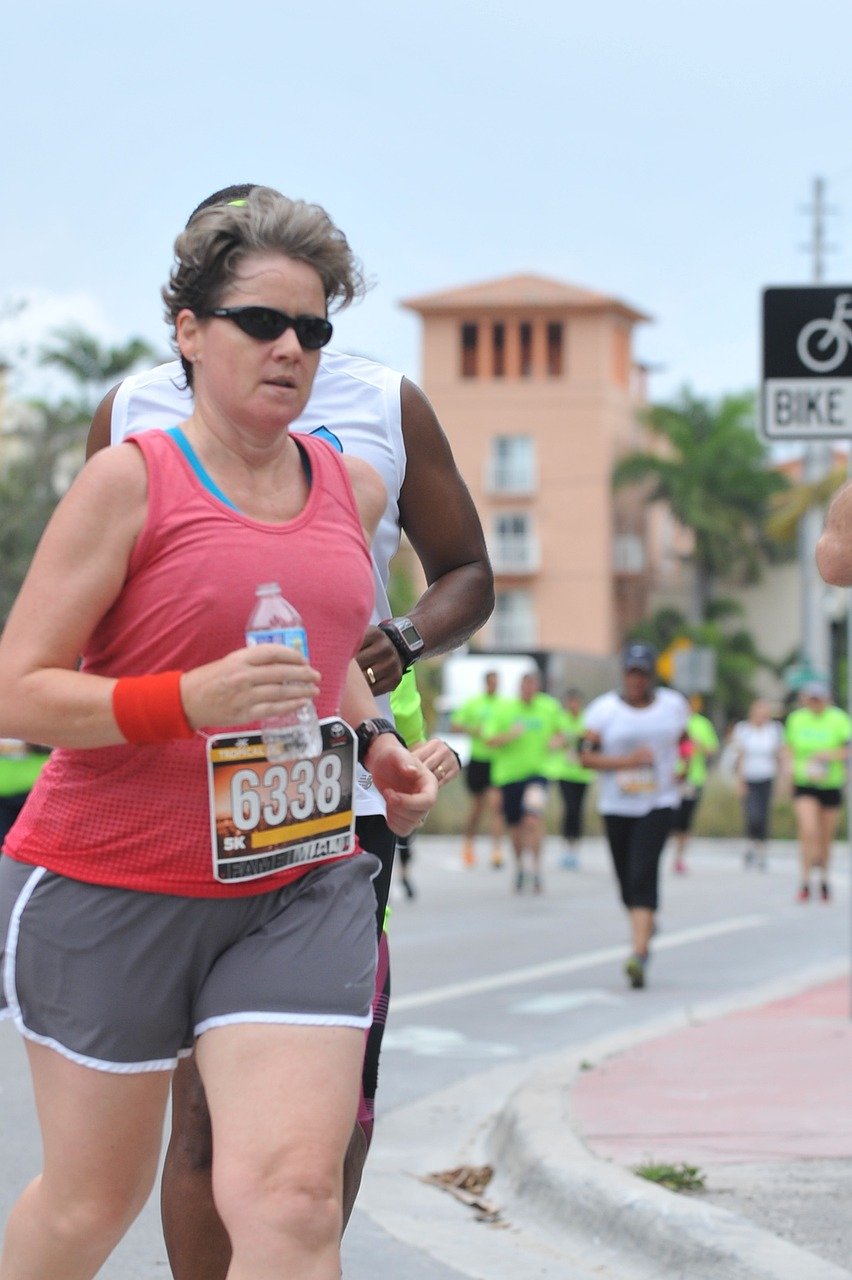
[797,293,852,373]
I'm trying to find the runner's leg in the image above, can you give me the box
[160,1056,225,1280]
[793,794,821,893]
[196,1023,363,1280]
[160,816,395,1278]
[0,1042,169,1280]
[816,802,840,892]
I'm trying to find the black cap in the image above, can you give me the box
[622,642,656,674]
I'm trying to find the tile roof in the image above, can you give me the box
[401,272,650,321]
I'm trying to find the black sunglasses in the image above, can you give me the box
[206,306,333,350]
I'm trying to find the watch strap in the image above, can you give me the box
[356,717,407,765]
[378,619,424,672]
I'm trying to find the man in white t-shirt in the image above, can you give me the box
[86,182,494,1280]
[582,642,689,988]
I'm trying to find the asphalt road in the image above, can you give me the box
[0,834,848,1278]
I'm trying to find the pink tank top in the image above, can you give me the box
[5,431,374,897]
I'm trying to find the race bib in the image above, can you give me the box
[521,781,549,814]
[206,718,356,883]
[615,767,656,795]
[805,757,829,782]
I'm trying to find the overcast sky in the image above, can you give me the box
[4,0,852,408]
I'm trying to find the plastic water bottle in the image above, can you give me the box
[245,582,322,762]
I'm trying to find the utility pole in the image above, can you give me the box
[799,175,835,677]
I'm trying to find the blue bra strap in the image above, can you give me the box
[165,427,240,511]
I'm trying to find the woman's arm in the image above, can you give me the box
[341,454,387,545]
[0,445,324,749]
[339,658,437,836]
[0,447,148,746]
[579,729,653,772]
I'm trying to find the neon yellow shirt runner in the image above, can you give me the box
[785,705,852,789]
[0,745,50,796]
[486,693,563,787]
[452,692,502,763]
[678,712,719,788]
[388,669,426,748]
[542,709,594,783]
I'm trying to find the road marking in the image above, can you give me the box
[381,1025,517,1058]
[392,915,768,1012]
[511,990,622,1015]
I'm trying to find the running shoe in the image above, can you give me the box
[532,873,543,894]
[490,849,505,869]
[820,882,831,902]
[462,842,476,868]
[514,869,524,893]
[624,955,646,989]
[797,885,810,903]
[561,850,580,870]
[673,856,687,875]
[743,848,755,868]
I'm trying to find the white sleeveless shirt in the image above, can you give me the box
[111,350,406,815]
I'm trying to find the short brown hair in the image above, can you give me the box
[162,186,366,384]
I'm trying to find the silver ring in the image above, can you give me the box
[366,666,376,686]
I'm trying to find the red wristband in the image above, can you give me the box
[112,670,194,744]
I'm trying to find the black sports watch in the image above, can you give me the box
[378,617,425,672]
[356,717,407,765]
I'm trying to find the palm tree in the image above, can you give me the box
[613,389,787,624]
[39,326,160,413]
[0,327,161,615]
[763,462,846,545]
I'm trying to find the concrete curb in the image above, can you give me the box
[487,961,852,1280]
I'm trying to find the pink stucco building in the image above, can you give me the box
[401,273,652,657]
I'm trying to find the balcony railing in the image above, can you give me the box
[613,533,646,575]
[485,462,538,495]
[489,538,541,575]
[491,614,537,647]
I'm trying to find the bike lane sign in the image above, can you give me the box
[762,286,852,439]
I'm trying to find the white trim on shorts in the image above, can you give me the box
[195,1009,373,1038]
[2,864,192,1075]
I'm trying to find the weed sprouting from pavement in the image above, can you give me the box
[633,1161,706,1193]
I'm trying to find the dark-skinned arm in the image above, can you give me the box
[86,386,120,458]
[357,378,494,695]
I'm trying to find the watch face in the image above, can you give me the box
[397,620,424,650]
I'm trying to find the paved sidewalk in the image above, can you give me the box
[574,976,852,1163]
[573,976,852,1268]
[490,972,852,1279]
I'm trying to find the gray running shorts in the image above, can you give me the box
[0,853,379,1074]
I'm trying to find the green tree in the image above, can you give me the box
[613,390,787,624]
[0,326,160,616]
[763,461,845,545]
[38,325,160,414]
[0,401,84,616]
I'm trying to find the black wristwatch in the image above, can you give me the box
[356,717,407,765]
[378,617,425,672]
